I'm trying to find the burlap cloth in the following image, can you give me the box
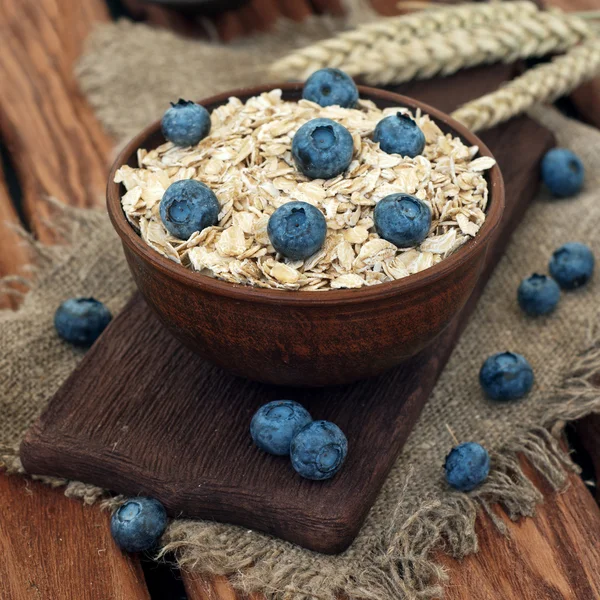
[1,9,599,600]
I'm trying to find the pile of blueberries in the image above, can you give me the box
[50,68,596,551]
[251,400,348,480]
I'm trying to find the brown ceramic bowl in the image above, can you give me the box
[107,83,504,386]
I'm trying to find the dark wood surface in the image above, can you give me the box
[21,69,553,553]
[1,0,599,596]
[107,84,504,388]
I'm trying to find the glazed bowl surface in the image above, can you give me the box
[107,83,504,386]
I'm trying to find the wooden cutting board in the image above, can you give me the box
[20,65,554,554]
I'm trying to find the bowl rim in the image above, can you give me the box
[107,83,505,306]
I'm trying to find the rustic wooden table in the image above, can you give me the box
[1,1,600,598]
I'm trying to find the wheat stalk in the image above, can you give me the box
[451,36,600,132]
[271,5,593,85]
[358,12,592,85]
[270,1,540,79]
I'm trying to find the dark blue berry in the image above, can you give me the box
[549,242,594,290]
[250,400,312,456]
[374,193,431,248]
[517,274,560,316]
[160,179,220,240]
[54,298,112,346]
[267,201,327,260]
[110,498,167,553]
[290,421,348,481]
[541,148,584,197]
[161,99,211,147]
[373,112,425,158]
[479,352,534,402]
[444,442,490,492]
[292,118,354,180]
[302,68,359,108]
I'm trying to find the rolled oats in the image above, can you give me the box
[116,89,495,291]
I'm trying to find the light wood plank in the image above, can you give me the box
[0,0,113,240]
[183,470,600,600]
[0,472,150,600]
[0,160,30,309]
[441,465,600,600]
[0,1,150,598]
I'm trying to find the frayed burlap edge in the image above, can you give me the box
[0,200,121,507]
[1,200,598,600]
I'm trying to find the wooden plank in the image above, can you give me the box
[185,469,600,600]
[441,464,600,600]
[0,160,29,309]
[0,1,152,598]
[0,472,150,600]
[184,575,248,600]
[0,0,113,240]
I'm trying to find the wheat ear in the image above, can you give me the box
[355,12,593,85]
[270,1,540,79]
[451,36,600,132]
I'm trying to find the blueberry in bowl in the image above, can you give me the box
[291,117,354,180]
[302,68,359,109]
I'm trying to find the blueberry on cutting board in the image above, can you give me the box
[290,421,348,480]
[250,400,312,456]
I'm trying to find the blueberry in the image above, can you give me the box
[373,112,425,158]
[267,201,327,260]
[517,273,560,316]
[444,442,490,492]
[290,421,348,480]
[292,118,354,180]
[110,498,167,553]
[302,68,359,108]
[250,400,312,456]
[54,298,112,346]
[549,242,594,290]
[374,193,431,248]
[159,179,220,240]
[541,148,584,197]
[161,99,211,147]
[479,352,534,402]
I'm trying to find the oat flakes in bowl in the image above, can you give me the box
[107,83,504,386]
[115,89,495,291]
